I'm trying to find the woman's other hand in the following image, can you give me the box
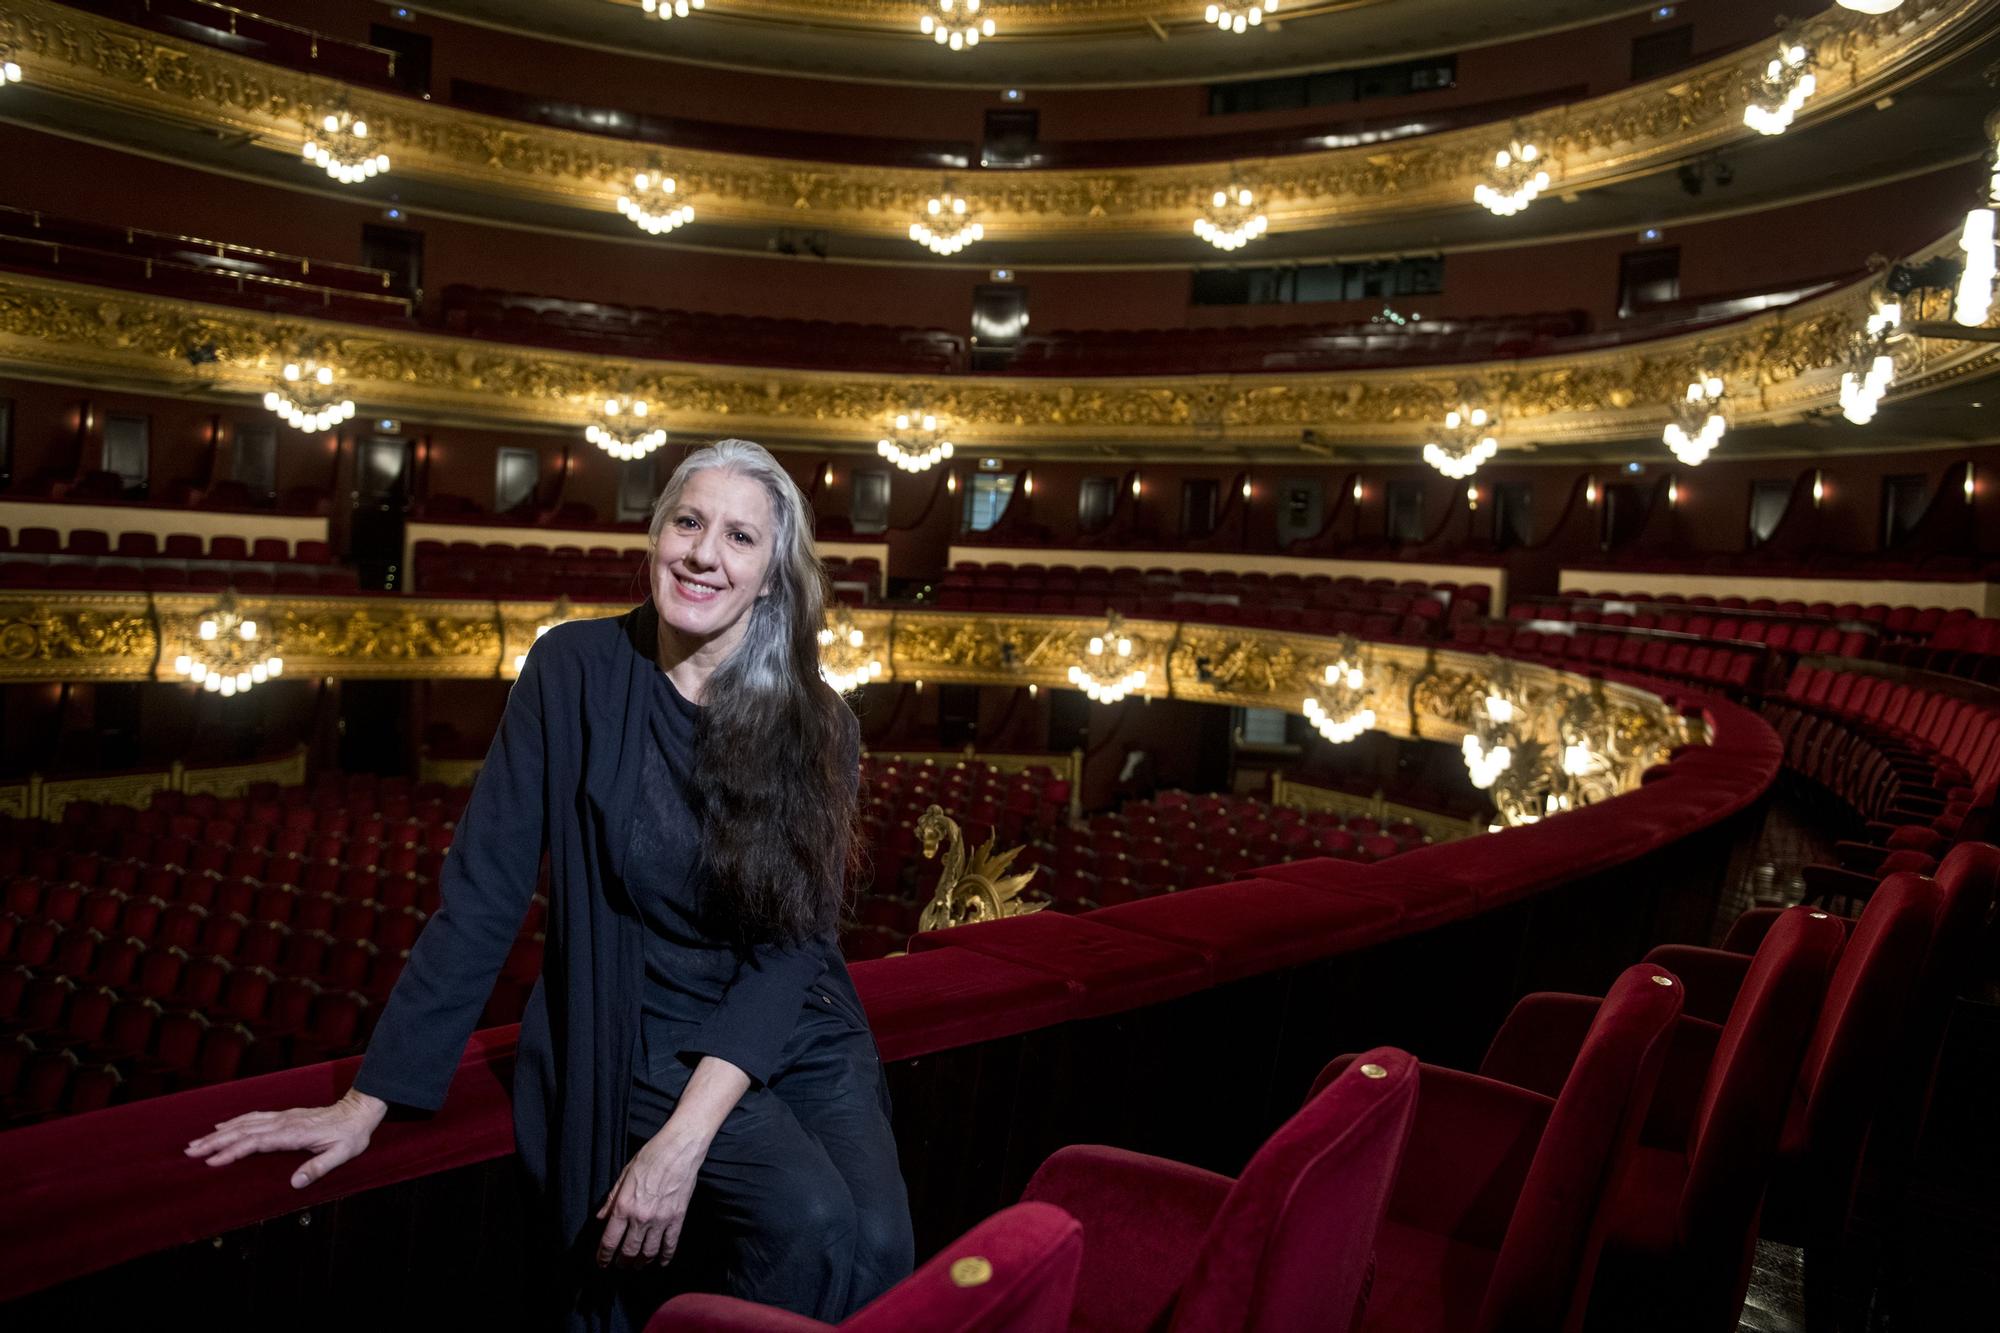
[596,1129,705,1269]
[182,1088,389,1189]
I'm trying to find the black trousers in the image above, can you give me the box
[609,990,916,1330]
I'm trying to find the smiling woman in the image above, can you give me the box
[184,438,908,1333]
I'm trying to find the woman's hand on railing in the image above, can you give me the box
[182,1088,390,1189]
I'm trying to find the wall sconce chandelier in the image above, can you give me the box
[1302,636,1376,745]
[1664,373,1729,466]
[878,409,956,473]
[1422,402,1499,478]
[1474,136,1551,217]
[920,0,994,49]
[1194,184,1269,251]
[640,0,703,17]
[1205,2,1277,35]
[1067,611,1147,704]
[617,170,695,236]
[585,394,668,461]
[1953,117,1999,327]
[263,355,355,434]
[303,107,390,184]
[174,592,282,699]
[818,607,885,694]
[0,47,22,87]
[1743,36,1816,136]
[911,190,984,255]
[1839,301,1901,425]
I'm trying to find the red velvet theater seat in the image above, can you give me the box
[1483,907,1844,1333]
[647,1201,1083,1333]
[1643,872,1938,1321]
[1334,963,1684,1333]
[1018,1046,1418,1333]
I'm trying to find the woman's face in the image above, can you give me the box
[651,467,780,652]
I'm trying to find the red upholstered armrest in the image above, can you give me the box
[1319,1054,1552,1252]
[1020,1144,1231,1333]
[1639,945,1752,1027]
[648,1203,1084,1333]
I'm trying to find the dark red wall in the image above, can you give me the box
[238,0,1787,144]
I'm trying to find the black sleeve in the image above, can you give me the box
[350,640,551,1111]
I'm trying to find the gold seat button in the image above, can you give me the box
[1359,1063,1387,1079]
[1651,975,1675,987]
[950,1256,993,1287]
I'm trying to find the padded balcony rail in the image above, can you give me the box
[0,671,1780,1315]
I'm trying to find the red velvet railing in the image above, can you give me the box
[0,673,1779,1304]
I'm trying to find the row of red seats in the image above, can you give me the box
[1875,615,2000,684]
[410,538,882,603]
[1452,621,1766,693]
[848,845,1997,1333]
[1,527,332,564]
[1560,588,1977,641]
[1766,667,1998,851]
[1575,551,2000,580]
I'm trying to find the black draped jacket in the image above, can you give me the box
[351,601,862,1331]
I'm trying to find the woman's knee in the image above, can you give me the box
[852,1193,916,1279]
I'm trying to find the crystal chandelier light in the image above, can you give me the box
[1839,302,1901,425]
[920,0,994,49]
[262,355,356,434]
[1193,184,1269,251]
[1302,637,1376,745]
[1835,1,1904,12]
[640,0,704,17]
[877,409,956,473]
[1205,1,1277,35]
[585,395,669,461]
[1422,402,1499,479]
[1663,374,1729,465]
[1067,612,1148,704]
[818,607,885,694]
[1473,137,1551,217]
[1954,123,1998,327]
[1461,666,1530,792]
[616,170,695,236]
[1743,37,1816,136]
[174,592,283,699]
[0,47,22,87]
[303,108,390,184]
[910,190,984,255]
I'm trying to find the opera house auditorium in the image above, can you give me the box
[2,0,2000,1328]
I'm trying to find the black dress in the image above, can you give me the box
[615,664,914,1326]
[351,603,912,1333]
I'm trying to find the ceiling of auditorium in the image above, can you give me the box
[405,0,1651,87]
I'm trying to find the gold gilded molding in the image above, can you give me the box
[0,593,156,679]
[0,0,1988,237]
[0,591,1690,812]
[605,0,1380,36]
[2,225,1993,455]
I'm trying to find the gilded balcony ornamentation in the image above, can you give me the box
[0,228,1993,455]
[0,0,1987,240]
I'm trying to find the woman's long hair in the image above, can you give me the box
[647,438,858,950]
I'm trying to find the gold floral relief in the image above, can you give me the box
[0,595,155,678]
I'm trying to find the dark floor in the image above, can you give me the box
[1726,785,2000,1332]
